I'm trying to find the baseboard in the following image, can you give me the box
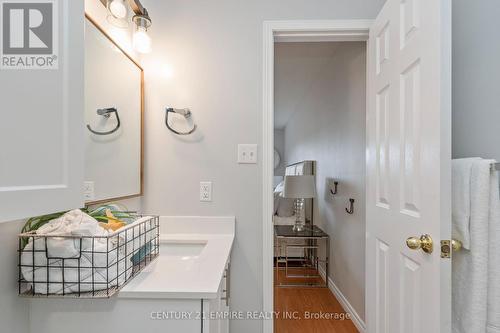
[318,266,366,333]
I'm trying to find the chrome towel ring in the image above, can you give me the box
[87,107,120,135]
[165,107,197,135]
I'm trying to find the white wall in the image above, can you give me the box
[452,0,500,160]
[277,42,367,320]
[274,129,285,177]
[139,1,383,331]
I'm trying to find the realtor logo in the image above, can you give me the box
[1,0,58,69]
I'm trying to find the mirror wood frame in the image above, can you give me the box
[84,13,144,206]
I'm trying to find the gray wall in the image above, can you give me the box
[139,1,384,332]
[274,129,286,177]
[0,220,29,333]
[277,42,367,320]
[452,0,500,160]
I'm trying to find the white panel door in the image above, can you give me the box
[0,0,84,222]
[366,0,451,332]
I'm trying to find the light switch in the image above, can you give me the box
[238,144,258,164]
[200,181,212,202]
[83,181,95,201]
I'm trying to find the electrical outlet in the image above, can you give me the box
[200,181,212,202]
[83,181,95,201]
[238,144,258,164]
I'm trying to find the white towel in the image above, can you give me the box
[452,159,494,333]
[452,158,480,249]
[36,209,110,258]
[487,163,500,333]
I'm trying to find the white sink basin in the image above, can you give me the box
[160,241,207,260]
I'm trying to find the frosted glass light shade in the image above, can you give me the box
[283,175,316,199]
[108,0,127,19]
[133,27,151,53]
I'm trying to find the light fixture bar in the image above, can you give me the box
[126,0,145,15]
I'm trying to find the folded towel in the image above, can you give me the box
[452,158,480,250]
[452,159,491,333]
[21,246,129,294]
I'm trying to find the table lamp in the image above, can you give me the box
[283,175,316,232]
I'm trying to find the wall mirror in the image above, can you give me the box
[84,15,143,204]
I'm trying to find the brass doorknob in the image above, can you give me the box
[406,234,434,254]
[451,239,462,252]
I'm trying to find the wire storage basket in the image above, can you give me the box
[18,215,159,298]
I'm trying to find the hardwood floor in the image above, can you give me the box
[274,268,359,333]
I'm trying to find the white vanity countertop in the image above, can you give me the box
[118,216,234,300]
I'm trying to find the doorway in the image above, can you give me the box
[264,0,454,330]
[262,20,372,333]
[272,40,367,333]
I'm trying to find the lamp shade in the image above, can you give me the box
[283,175,316,199]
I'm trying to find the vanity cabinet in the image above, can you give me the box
[28,217,235,333]
[203,261,230,333]
[29,260,231,333]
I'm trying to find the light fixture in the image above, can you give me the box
[132,11,152,53]
[107,0,127,19]
[103,0,153,53]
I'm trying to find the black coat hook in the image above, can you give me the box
[330,181,339,195]
[87,107,120,135]
[345,198,355,214]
